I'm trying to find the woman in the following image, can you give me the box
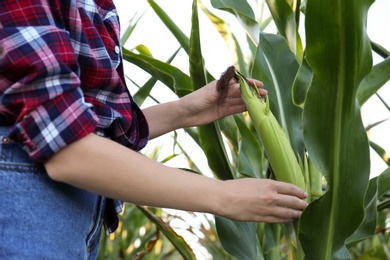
[0,0,308,259]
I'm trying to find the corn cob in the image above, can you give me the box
[234,69,306,190]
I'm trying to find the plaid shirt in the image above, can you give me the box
[0,0,149,233]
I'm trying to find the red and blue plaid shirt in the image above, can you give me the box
[0,0,149,233]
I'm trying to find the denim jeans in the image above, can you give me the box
[0,126,105,259]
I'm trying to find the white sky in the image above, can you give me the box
[114,0,390,178]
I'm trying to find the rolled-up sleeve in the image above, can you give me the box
[0,25,99,162]
[1,1,149,164]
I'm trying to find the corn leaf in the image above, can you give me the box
[345,175,378,247]
[148,0,215,83]
[137,206,196,260]
[265,0,304,61]
[122,49,192,97]
[147,0,190,52]
[347,167,390,247]
[233,115,264,179]
[215,216,263,260]
[188,0,234,180]
[120,10,145,46]
[292,57,313,108]
[300,0,373,259]
[133,48,181,106]
[357,56,390,105]
[210,0,260,44]
[369,140,390,166]
[378,167,390,198]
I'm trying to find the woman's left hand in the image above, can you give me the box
[179,78,266,128]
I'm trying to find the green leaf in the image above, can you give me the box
[137,206,196,260]
[369,140,390,166]
[189,0,234,180]
[149,0,215,84]
[120,11,145,46]
[199,1,230,43]
[300,0,374,259]
[292,57,313,108]
[133,48,181,106]
[377,167,390,198]
[122,49,192,97]
[376,93,390,112]
[234,115,264,179]
[218,115,240,153]
[265,0,304,61]
[190,3,259,257]
[147,0,190,52]
[215,216,262,260]
[189,0,206,90]
[259,224,282,259]
[358,56,390,105]
[371,40,390,59]
[345,167,390,248]
[199,2,249,77]
[345,176,378,247]
[211,0,260,44]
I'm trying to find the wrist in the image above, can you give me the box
[205,179,230,217]
[174,96,192,129]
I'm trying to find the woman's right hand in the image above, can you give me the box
[217,178,308,223]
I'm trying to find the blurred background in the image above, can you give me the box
[96,1,390,259]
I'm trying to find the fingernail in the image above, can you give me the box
[304,192,308,198]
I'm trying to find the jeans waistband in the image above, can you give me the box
[0,126,39,168]
[0,125,11,136]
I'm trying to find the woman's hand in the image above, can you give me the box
[179,78,266,128]
[218,178,308,223]
[142,78,266,139]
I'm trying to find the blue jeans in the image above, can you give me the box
[0,126,105,259]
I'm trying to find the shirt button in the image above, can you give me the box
[114,45,120,54]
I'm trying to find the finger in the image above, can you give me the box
[247,78,263,88]
[249,79,267,96]
[225,104,247,115]
[275,181,308,199]
[227,83,241,98]
[276,207,304,221]
[245,79,268,96]
[258,88,268,96]
[229,78,268,98]
[255,216,293,223]
[258,207,303,223]
[277,194,308,211]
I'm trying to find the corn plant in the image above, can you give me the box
[104,0,390,259]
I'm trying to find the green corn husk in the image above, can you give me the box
[236,71,306,190]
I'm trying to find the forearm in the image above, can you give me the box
[44,133,222,214]
[142,99,188,139]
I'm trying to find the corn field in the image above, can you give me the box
[98,0,390,259]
